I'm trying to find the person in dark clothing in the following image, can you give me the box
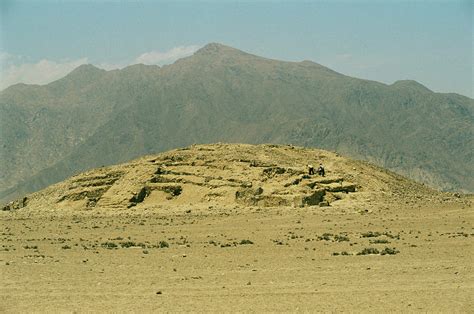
[317,164,325,177]
[308,164,315,175]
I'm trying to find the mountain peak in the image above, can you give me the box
[60,64,106,83]
[391,80,432,93]
[69,64,104,75]
[194,43,243,56]
[46,64,107,90]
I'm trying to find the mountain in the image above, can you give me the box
[3,143,445,212]
[1,43,473,202]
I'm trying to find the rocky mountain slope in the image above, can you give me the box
[4,143,450,213]
[1,43,473,202]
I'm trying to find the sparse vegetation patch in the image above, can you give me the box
[356,247,400,256]
[239,239,254,245]
[159,241,169,248]
[101,242,118,249]
[370,239,390,244]
[380,247,400,255]
[357,247,380,255]
[361,231,382,238]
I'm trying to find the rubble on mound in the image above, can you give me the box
[235,173,356,208]
[2,196,28,211]
[56,171,124,208]
[128,186,151,208]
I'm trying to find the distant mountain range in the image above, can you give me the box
[1,43,473,202]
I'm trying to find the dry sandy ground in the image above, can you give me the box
[1,201,473,312]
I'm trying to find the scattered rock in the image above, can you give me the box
[263,167,286,177]
[301,190,326,206]
[235,187,264,203]
[249,160,274,167]
[240,181,253,188]
[150,175,175,183]
[128,187,151,207]
[2,196,28,211]
[155,185,182,197]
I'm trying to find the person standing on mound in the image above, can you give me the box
[317,164,325,177]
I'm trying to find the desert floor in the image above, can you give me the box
[1,201,473,312]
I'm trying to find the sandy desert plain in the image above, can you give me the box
[1,143,473,312]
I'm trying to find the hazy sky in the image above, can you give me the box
[1,0,472,97]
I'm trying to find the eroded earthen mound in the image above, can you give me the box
[3,143,444,212]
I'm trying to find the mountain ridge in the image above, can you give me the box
[2,43,470,98]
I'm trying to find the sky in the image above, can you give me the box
[0,0,472,97]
